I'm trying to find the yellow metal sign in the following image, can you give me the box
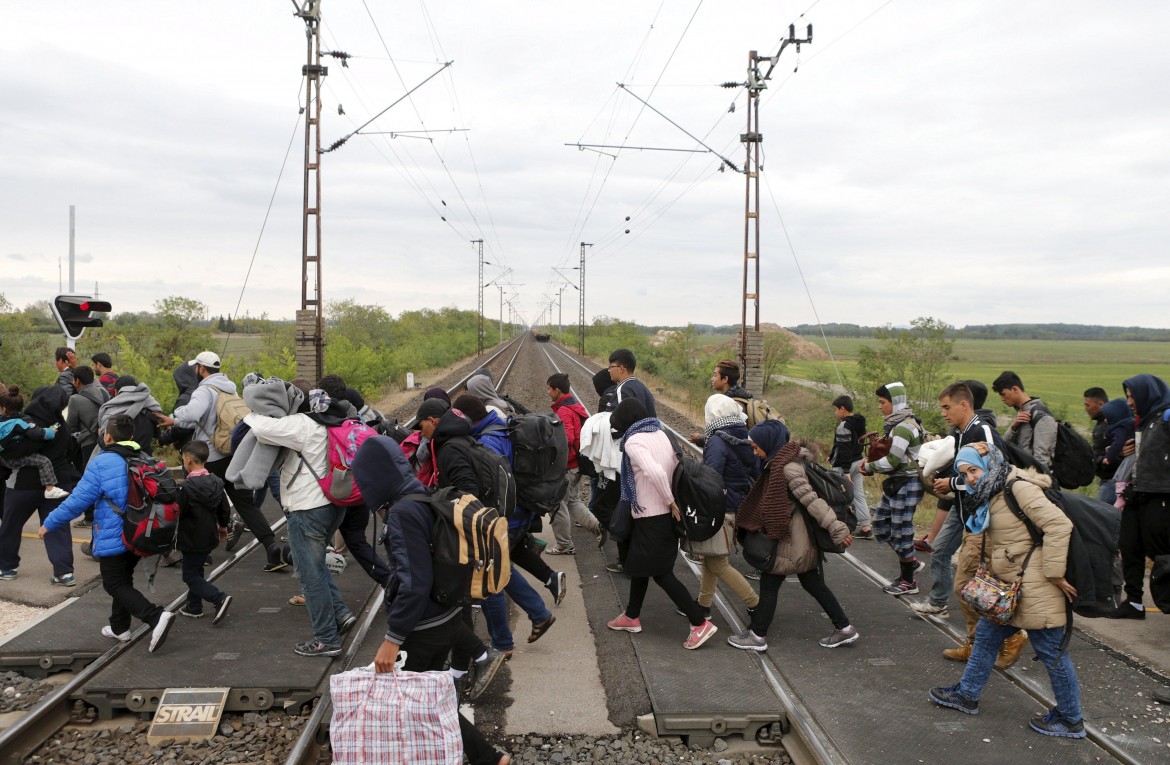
[147,687,230,744]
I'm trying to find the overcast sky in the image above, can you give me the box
[4,1,1169,331]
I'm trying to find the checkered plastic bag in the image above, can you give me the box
[329,658,462,765]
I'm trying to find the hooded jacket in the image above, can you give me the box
[466,374,513,417]
[98,383,162,455]
[177,471,231,554]
[551,393,590,469]
[10,387,79,491]
[1123,374,1170,495]
[173,372,238,462]
[592,369,617,412]
[351,436,460,644]
[1005,396,1057,469]
[829,413,867,468]
[1100,398,1135,470]
[703,423,758,513]
[430,409,480,496]
[43,441,136,557]
[243,408,332,512]
[66,382,109,452]
[866,382,923,477]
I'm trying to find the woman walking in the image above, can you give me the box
[691,394,761,619]
[730,422,858,651]
[929,443,1085,738]
[605,398,718,649]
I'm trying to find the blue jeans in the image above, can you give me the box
[833,461,871,528]
[480,565,553,651]
[1096,478,1116,506]
[286,505,352,647]
[929,509,964,607]
[253,471,282,510]
[959,620,1083,723]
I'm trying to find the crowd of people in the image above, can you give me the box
[2,342,1169,757]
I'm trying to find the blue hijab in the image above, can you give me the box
[955,444,1011,534]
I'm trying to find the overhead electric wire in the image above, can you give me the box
[761,168,845,389]
[359,0,510,273]
[220,90,305,358]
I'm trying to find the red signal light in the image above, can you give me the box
[79,301,90,311]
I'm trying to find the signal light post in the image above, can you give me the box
[51,295,111,349]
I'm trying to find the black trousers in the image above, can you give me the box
[180,552,224,613]
[401,618,500,765]
[450,606,488,671]
[626,573,704,626]
[508,528,553,586]
[99,551,163,634]
[751,567,850,636]
[206,457,275,550]
[338,504,391,588]
[1120,494,1170,603]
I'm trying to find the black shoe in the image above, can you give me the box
[338,613,357,636]
[1152,686,1170,705]
[929,684,979,715]
[605,562,625,574]
[1105,601,1146,620]
[212,595,232,625]
[224,519,246,553]
[547,570,567,606]
[468,648,507,700]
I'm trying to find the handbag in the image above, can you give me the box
[859,431,892,463]
[738,528,778,572]
[959,533,1035,626]
[682,514,734,556]
[608,500,633,545]
[329,657,462,765]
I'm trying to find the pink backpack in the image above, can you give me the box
[301,420,377,506]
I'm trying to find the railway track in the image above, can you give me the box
[0,335,527,765]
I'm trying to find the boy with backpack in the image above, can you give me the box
[176,440,233,623]
[38,414,176,652]
[546,373,602,554]
[829,394,871,539]
[993,371,1058,470]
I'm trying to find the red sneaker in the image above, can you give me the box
[607,614,642,633]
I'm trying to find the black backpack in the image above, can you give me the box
[506,413,569,515]
[667,435,726,542]
[1048,419,1096,490]
[800,463,858,554]
[405,489,511,606]
[451,436,518,519]
[1002,478,1120,652]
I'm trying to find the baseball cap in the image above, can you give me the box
[413,398,450,428]
[188,351,221,370]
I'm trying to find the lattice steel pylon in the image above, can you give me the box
[579,242,591,355]
[295,1,327,383]
[473,239,485,355]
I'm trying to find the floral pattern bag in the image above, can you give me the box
[960,533,1035,626]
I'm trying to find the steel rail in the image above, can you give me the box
[282,334,526,761]
[546,340,1137,764]
[0,517,289,765]
[536,341,844,765]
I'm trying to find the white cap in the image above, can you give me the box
[188,351,221,369]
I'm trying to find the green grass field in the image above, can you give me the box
[788,336,1170,421]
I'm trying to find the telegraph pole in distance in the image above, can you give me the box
[295,0,327,383]
[729,24,811,395]
[579,242,591,355]
[473,239,485,355]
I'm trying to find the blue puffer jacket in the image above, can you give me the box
[703,424,759,513]
[43,443,134,557]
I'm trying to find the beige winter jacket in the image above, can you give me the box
[961,468,1072,630]
[768,449,851,576]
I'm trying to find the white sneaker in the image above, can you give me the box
[149,611,175,653]
[44,487,70,499]
[909,600,950,618]
[101,626,132,642]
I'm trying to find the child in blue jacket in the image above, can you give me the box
[39,414,176,652]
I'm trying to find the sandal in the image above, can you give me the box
[527,615,556,643]
[288,594,306,606]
